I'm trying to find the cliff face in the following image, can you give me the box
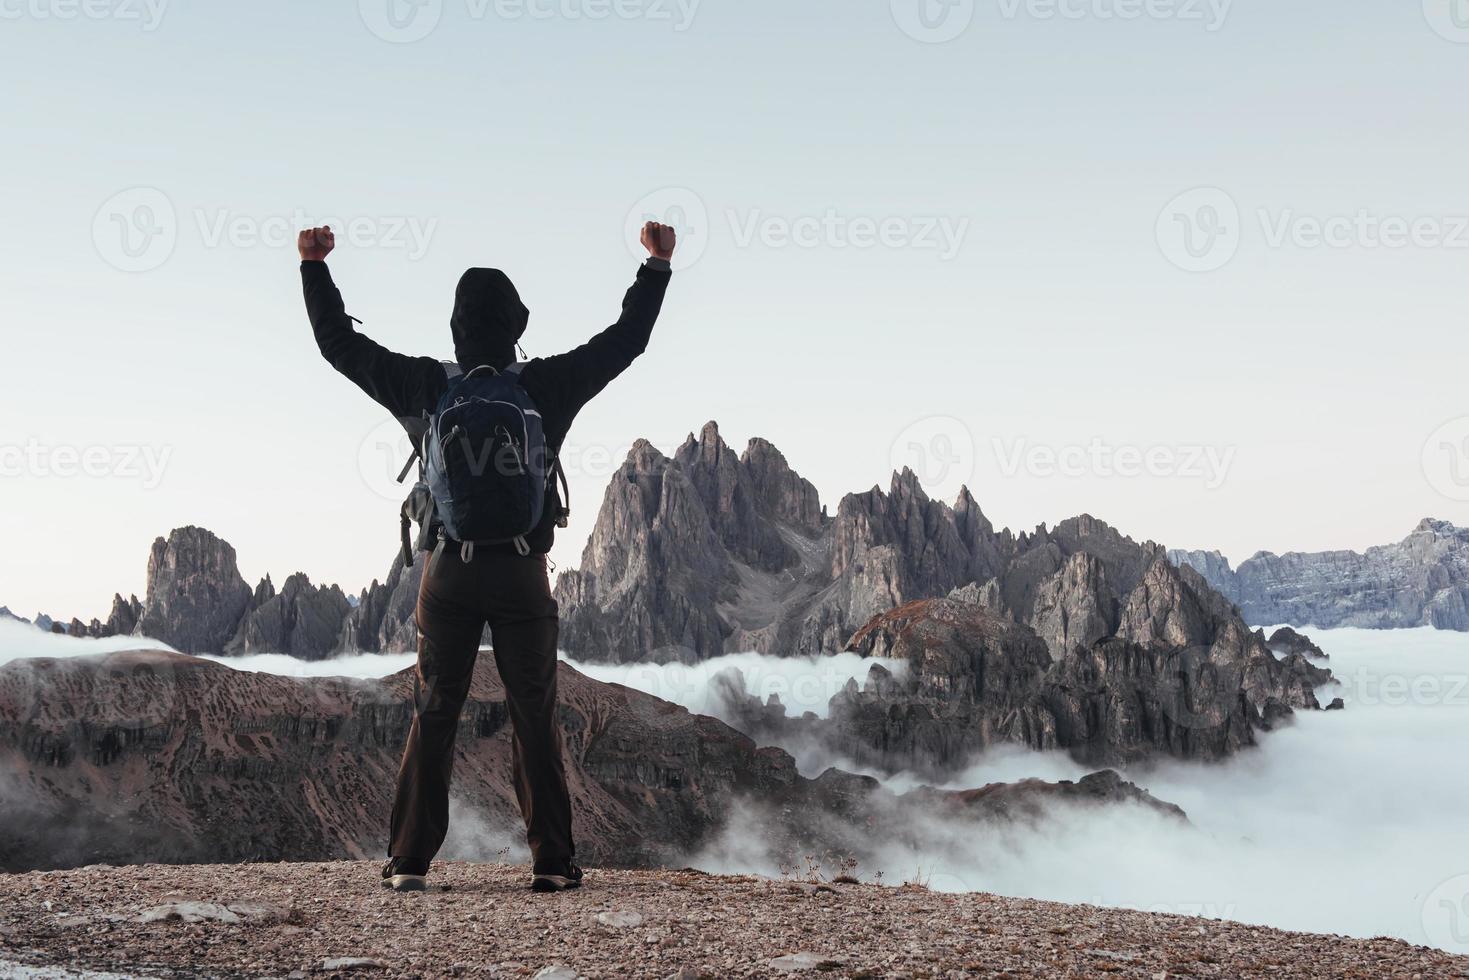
[1170,518,1469,631]
[552,425,1314,662]
[88,526,424,658]
[554,422,1020,663]
[720,564,1332,773]
[547,423,1339,767]
[133,527,253,653]
[0,649,1176,873]
[226,574,354,659]
[0,648,800,871]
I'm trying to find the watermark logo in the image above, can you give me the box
[359,0,443,43]
[625,187,709,271]
[92,186,176,273]
[358,418,419,502]
[1423,0,1469,43]
[1423,417,1469,502]
[1160,188,1469,272]
[890,416,977,503]
[1156,187,1240,273]
[891,0,975,43]
[92,193,438,271]
[1422,874,1469,951]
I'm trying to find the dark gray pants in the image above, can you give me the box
[388,550,573,865]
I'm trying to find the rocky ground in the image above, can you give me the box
[0,863,1463,979]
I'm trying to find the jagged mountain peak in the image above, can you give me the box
[1413,516,1461,537]
[557,423,1225,669]
[135,526,252,654]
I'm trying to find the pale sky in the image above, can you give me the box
[3,1,1467,619]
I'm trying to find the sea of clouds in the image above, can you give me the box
[3,619,1465,952]
[567,628,1469,954]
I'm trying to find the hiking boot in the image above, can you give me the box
[531,858,583,893]
[381,857,429,892]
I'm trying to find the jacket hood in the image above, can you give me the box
[450,268,528,371]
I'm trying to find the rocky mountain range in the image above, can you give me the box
[553,423,1004,662]
[0,647,1180,873]
[715,582,1330,774]
[5,421,1343,773]
[1170,518,1469,631]
[550,422,1335,768]
[16,526,425,659]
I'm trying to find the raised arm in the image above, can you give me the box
[299,225,443,421]
[536,221,676,414]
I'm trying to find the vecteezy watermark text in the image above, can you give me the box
[625,187,973,271]
[993,437,1236,489]
[0,440,173,490]
[358,0,700,43]
[194,208,436,260]
[1158,187,1469,272]
[995,0,1231,29]
[92,187,439,272]
[727,209,970,260]
[0,0,168,30]
[890,0,1231,43]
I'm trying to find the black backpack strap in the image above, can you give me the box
[399,500,415,568]
[551,455,571,528]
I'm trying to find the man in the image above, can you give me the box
[298,219,676,893]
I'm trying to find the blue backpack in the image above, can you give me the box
[397,363,568,564]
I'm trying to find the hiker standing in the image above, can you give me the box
[299,219,676,892]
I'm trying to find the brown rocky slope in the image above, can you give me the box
[1,861,1464,979]
[0,648,1180,874]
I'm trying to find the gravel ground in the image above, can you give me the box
[0,862,1464,979]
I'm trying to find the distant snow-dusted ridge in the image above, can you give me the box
[1170,518,1469,631]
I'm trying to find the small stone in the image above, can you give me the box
[597,909,644,928]
[136,902,241,925]
[769,952,845,972]
[320,957,388,971]
[532,967,578,980]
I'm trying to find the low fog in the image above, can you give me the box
[0,621,418,677]
[4,619,1465,952]
[561,650,907,721]
[686,628,1469,954]
[0,620,176,664]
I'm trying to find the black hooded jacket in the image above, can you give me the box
[303,258,672,555]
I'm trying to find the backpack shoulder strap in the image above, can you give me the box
[395,362,459,485]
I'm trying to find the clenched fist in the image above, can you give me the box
[298,225,335,262]
[640,220,677,262]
